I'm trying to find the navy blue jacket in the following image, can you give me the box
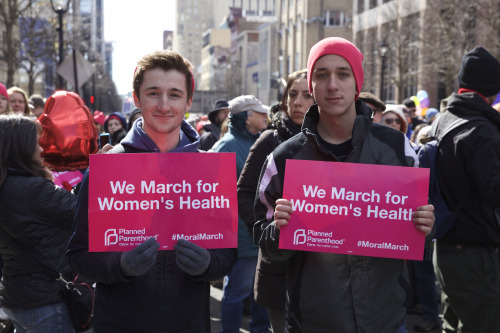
[68,119,237,332]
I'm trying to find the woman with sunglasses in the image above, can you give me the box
[382,104,408,134]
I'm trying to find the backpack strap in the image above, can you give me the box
[431,113,485,144]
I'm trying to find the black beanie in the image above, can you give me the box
[458,46,500,97]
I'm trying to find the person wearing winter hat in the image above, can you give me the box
[199,99,230,150]
[213,94,271,333]
[127,107,142,132]
[253,37,434,332]
[0,83,12,115]
[359,91,385,123]
[433,46,500,333]
[104,111,128,145]
[93,110,107,135]
[381,104,408,134]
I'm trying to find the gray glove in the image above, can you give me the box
[120,237,160,277]
[174,239,210,276]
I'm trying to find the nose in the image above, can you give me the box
[157,94,169,111]
[294,96,304,106]
[327,76,339,91]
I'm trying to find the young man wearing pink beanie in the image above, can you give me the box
[253,37,435,332]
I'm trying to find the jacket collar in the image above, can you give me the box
[300,100,374,159]
[121,119,200,153]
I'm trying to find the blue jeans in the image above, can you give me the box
[3,301,74,333]
[220,256,270,333]
[413,248,439,321]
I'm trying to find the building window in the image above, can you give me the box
[369,0,377,9]
[358,0,364,13]
[324,11,345,27]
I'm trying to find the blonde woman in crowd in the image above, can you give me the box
[7,87,30,116]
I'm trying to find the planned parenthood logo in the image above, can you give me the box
[105,229,118,246]
[293,229,306,245]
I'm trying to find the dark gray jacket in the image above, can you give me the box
[254,101,417,332]
[0,169,77,309]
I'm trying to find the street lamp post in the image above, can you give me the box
[50,0,71,90]
[377,40,389,102]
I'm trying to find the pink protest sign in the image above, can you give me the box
[280,160,430,260]
[52,170,84,189]
[89,153,238,252]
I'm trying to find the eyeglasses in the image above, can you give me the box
[384,118,401,125]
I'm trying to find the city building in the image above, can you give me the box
[277,0,352,79]
[353,0,500,107]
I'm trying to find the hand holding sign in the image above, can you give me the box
[412,205,435,236]
[175,239,210,276]
[274,199,293,230]
[120,237,160,277]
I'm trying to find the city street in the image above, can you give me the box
[209,285,441,332]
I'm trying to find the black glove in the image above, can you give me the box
[120,237,160,277]
[174,239,210,276]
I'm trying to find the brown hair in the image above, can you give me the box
[280,69,308,113]
[7,86,30,117]
[133,51,194,102]
[0,115,52,186]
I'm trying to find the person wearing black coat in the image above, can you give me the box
[199,99,230,151]
[0,115,78,332]
[104,111,128,145]
[237,70,314,332]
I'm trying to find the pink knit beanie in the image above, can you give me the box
[307,37,364,100]
[0,83,8,101]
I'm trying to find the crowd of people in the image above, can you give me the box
[0,36,499,333]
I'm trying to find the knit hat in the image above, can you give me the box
[0,83,8,101]
[458,46,500,97]
[229,95,269,115]
[93,110,106,126]
[307,37,364,99]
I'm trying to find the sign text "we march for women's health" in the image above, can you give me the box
[280,160,429,260]
[89,153,238,252]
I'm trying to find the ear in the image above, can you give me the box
[133,91,140,109]
[185,98,193,113]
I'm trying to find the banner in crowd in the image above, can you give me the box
[280,160,429,260]
[89,153,238,252]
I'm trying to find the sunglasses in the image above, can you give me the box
[384,118,401,125]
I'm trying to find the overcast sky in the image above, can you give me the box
[103,0,176,96]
